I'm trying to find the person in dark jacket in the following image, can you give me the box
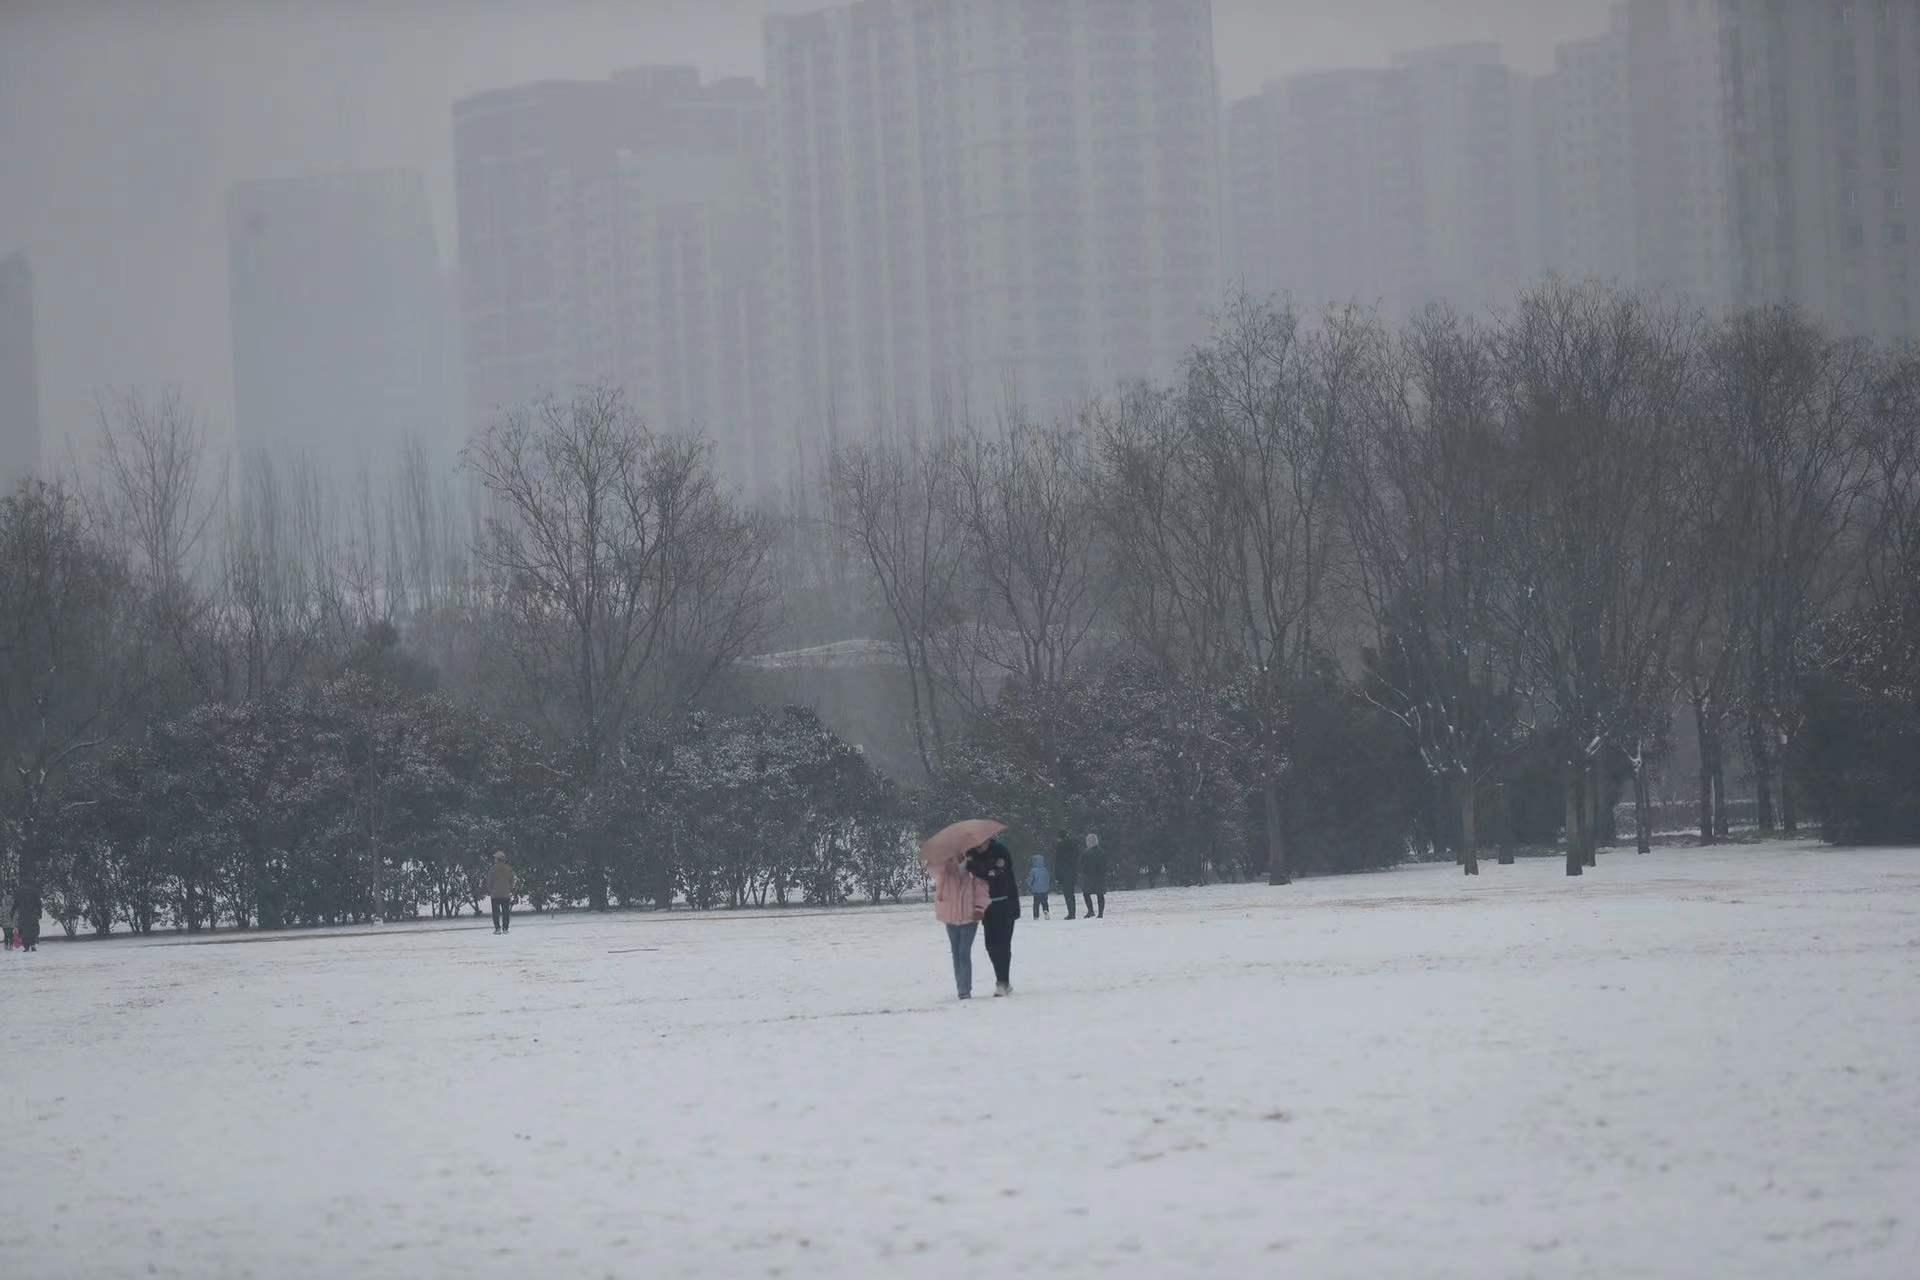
[13,881,43,951]
[1081,833,1107,919]
[487,851,515,934]
[1052,831,1080,919]
[967,838,1020,995]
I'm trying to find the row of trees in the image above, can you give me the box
[0,388,916,934]
[4,279,1916,932]
[832,283,1920,878]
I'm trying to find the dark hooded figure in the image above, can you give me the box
[14,881,43,950]
[967,838,1020,995]
[1052,830,1080,919]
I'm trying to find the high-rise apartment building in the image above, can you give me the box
[1228,43,1532,320]
[453,67,774,484]
[0,253,42,490]
[1227,68,1416,312]
[227,170,459,477]
[765,0,1220,447]
[1535,8,1637,288]
[1619,0,1737,312]
[1718,0,1920,342]
[1536,0,1918,341]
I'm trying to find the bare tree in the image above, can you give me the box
[828,435,966,778]
[1704,306,1874,835]
[0,483,153,886]
[1183,295,1365,884]
[207,452,338,701]
[946,418,1108,816]
[1860,350,1920,614]
[1493,282,1697,876]
[1347,305,1520,874]
[89,388,221,702]
[465,388,771,908]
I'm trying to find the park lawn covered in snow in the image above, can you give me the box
[2,841,1915,1279]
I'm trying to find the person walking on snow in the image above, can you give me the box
[1081,833,1107,920]
[1052,830,1080,919]
[933,852,990,999]
[1027,852,1051,919]
[13,881,42,950]
[488,851,516,934]
[969,838,1020,995]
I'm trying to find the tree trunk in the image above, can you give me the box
[1711,740,1729,839]
[1749,712,1775,834]
[1459,781,1479,875]
[1564,762,1584,876]
[1582,762,1598,866]
[1264,777,1290,886]
[1634,752,1653,854]
[1779,739,1797,835]
[1694,699,1715,845]
[1495,782,1515,865]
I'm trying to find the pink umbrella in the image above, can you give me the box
[920,819,1006,871]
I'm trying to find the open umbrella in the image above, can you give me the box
[920,819,1006,871]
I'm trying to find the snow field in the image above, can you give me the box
[2,841,1915,1278]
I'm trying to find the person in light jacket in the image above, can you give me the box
[488,851,516,934]
[933,855,990,999]
[1027,853,1051,919]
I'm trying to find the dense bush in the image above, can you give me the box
[1795,603,1920,845]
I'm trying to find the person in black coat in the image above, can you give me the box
[13,881,43,950]
[966,838,1020,995]
[1052,830,1080,919]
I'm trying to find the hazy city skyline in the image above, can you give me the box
[0,0,1606,453]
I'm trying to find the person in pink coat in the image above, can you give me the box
[933,854,991,999]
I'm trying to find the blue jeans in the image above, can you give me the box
[945,923,979,998]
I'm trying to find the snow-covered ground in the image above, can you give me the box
[3,841,1916,1279]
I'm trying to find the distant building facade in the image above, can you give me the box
[1716,0,1920,342]
[453,67,774,487]
[1228,43,1533,319]
[764,0,1220,451]
[227,169,459,478]
[0,253,41,491]
[1532,0,1919,340]
[1534,8,1637,290]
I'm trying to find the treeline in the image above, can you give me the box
[0,391,911,935]
[831,282,1920,877]
[4,281,1917,934]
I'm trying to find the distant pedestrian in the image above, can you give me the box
[969,838,1020,995]
[488,851,515,934]
[1,885,12,952]
[1027,853,1051,919]
[13,882,42,951]
[1082,834,1107,920]
[933,853,990,999]
[1053,830,1080,919]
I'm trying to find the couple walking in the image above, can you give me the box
[930,826,1021,999]
[1032,831,1106,920]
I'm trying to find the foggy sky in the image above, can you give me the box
[0,0,1606,453]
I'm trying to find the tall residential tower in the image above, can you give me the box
[227,170,458,477]
[765,0,1220,450]
[0,253,44,490]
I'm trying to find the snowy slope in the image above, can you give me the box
[2,841,1915,1278]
